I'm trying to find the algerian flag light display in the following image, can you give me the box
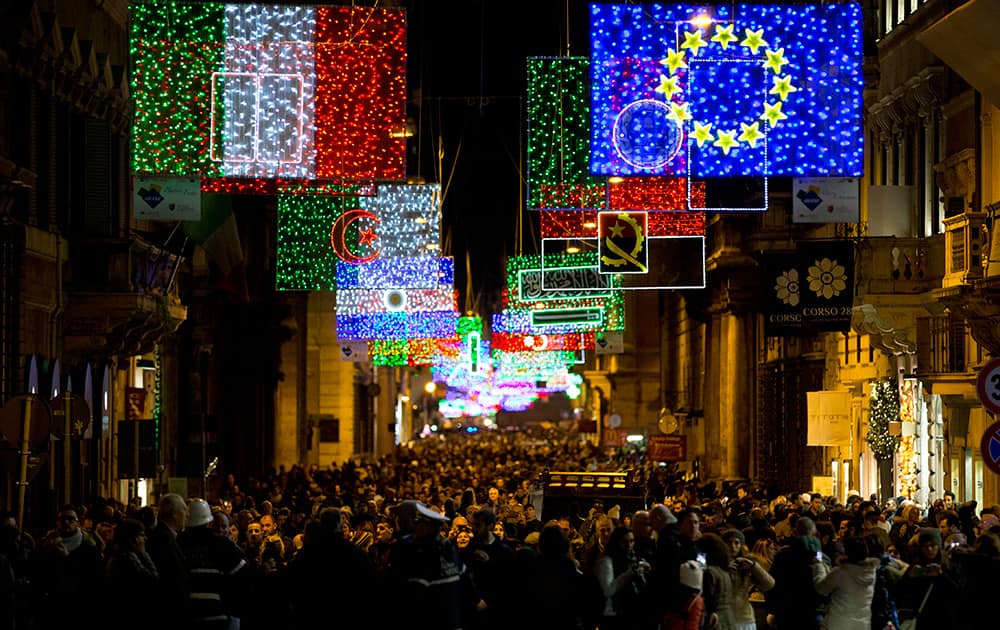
[590,3,863,178]
[130,1,405,187]
[277,184,441,291]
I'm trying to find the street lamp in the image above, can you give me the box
[423,381,437,424]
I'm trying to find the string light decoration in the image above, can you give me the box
[335,288,457,315]
[491,332,595,352]
[609,177,705,211]
[359,183,442,258]
[203,177,378,195]
[506,254,621,302]
[130,1,406,182]
[526,57,606,210]
[336,257,454,289]
[335,311,458,340]
[130,0,225,177]
[369,337,460,367]
[865,378,901,461]
[277,188,363,290]
[589,3,863,177]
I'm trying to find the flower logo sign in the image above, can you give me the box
[764,243,854,335]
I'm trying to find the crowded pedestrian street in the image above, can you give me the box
[4,0,1000,628]
[3,428,998,629]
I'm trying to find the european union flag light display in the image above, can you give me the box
[590,2,863,178]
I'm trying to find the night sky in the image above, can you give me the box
[403,1,592,315]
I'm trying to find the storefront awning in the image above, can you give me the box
[917,0,1000,106]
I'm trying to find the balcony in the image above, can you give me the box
[63,236,186,363]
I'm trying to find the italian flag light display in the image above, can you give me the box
[130,1,406,186]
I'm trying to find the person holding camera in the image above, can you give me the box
[596,525,650,630]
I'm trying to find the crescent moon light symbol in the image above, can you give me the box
[330,209,380,265]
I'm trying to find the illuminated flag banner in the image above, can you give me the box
[590,3,863,183]
[541,209,704,239]
[336,257,454,290]
[598,211,648,274]
[526,57,607,210]
[541,237,706,290]
[335,311,458,340]
[491,332,595,353]
[130,1,406,186]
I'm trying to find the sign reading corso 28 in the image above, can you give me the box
[763,241,855,335]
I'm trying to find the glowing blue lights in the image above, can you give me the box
[589,3,863,177]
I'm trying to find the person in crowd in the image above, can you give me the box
[107,517,159,630]
[384,499,473,630]
[767,516,826,630]
[177,498,249,628]
[522,524,589,630]
[146,492,190,629]
[284,506,376,627]
[811,536,879,630]
[865,528,905,630]
[662,559,705,630]
[895,527,957,629]
[723,528,773,630]
[30,505,104,627]
[465,507,518,630]
[595,525,650,630]
[699,531,737,630]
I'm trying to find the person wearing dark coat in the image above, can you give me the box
[29,505,105,628]
[146,493,189,629]
[283,506,377,627]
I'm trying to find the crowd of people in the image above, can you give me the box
[2,428,1000,629]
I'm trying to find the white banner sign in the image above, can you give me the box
[792,177,859,223]
[132,175,202,221]
[595,330,623,354]
[807,390,852,447]
[338,341,369,362]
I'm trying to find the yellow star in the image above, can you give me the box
[738,121,765,148]
[770,75,798,101]
[609,222,625,238]
[659,48,688,74]
[655,74,682,100]
[740,28,768,55]
[711,23,738,49]
[690,121,714,147]
[681,29,708,56]
[761,101,789,127]
[713,129,739,155]
[667,102,692,123]
[764,47,789,75]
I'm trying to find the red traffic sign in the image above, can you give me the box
[976,358,1000,414]
[981,420,1000,476]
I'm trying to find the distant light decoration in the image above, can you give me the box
[526,57,606,210]
[491,332,595,352]
[503,257,625,330]
[506,255,620,303]
[336,257,454,289]
[589,3,863,177]
[370,337,460,367]
[500,394,540,413]
[130,1,406,183]
[335,288,457,315]
[491,349,580,373]
[335,311,459,340]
